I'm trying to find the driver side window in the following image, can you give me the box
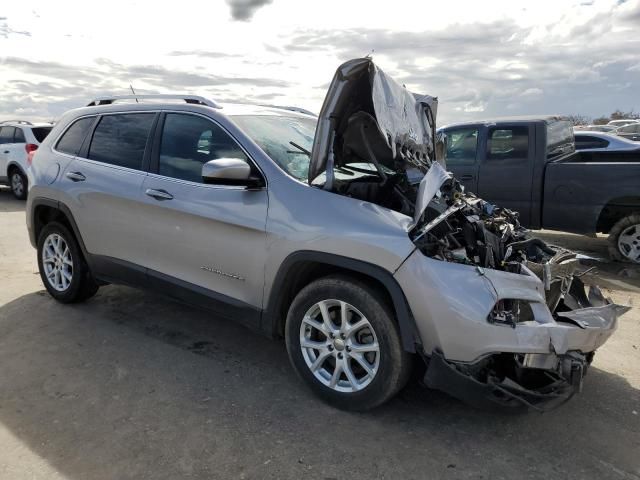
[159,113,248,183]
[445,128,478,165]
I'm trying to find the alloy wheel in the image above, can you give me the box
[42,233,74,291]
[617,224,640,264]
[299,299,380,393]
[11,172,24,197]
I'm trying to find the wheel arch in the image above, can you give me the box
[597,196,640,234]
[263,251,420,353]
[6,161,26,176]
[31,198,89,258]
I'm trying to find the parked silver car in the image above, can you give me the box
[26,59,627,411]
[574,131,640,151]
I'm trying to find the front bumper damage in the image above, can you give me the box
[395,250,630,412]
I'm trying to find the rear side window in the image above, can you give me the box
[56,117,95,156]
[32,127,52,143]
[14,128,26,143]
[0,127,15,144]
[88,114,155,170]
[444,128,478,165]
[158,113,248,183]
[575,135,609,150]
[487,127,528,161]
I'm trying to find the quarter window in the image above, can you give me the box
[88,114,155,170]
[487,127,528,161]
[158,113,248,183]
[56,117,95,156]
[444,128,478,165]
[0,127,15,144]
[14,128,26,143]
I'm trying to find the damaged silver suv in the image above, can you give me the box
[26,59,628,411]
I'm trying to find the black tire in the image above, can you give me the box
[285,275,411,411]
[9,167,27,200]
[607,214,640,264]
[37,222,99,303]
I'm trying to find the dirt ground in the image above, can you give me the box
[0,187,638,480]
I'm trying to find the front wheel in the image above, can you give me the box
[285,276,411,411]
[608,214,640,264]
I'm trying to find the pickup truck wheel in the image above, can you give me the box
[608,214,640,264]
[37,222,99,303]
[285,276,411,411]
[9,168,27,200]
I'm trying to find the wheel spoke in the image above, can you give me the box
[302,315,330,337]
[343,359,359,389]
[310,350,331,372]
[301,338,328,350]
[46,268,56,279]
[318,301,334,332]
[350,353,375,377]
[345,318,368,337]
[329,361,343,388]
[349,341,379,354]
[43,257,56,264]
[339,301,349,329]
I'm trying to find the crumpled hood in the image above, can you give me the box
[308,57,438,183]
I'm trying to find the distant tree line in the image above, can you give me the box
[567,110,640,126]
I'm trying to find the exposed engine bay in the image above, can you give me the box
[310,57,630,410]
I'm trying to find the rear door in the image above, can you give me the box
[443,126,480,193]
[476,124,535,226]
[139,112,268,321]
[61,112,157,271]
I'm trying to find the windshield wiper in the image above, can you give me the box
[286,141,311,157]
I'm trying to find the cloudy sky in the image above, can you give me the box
[1,0,639,124]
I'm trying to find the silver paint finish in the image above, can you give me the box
[201,158,251,181]
[395,249,618,363]
[27,99,619,371]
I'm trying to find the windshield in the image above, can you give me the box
[231,115,316,180]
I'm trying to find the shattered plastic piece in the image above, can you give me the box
[557,303,632,329]
[413,161,451,224]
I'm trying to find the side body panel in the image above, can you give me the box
[542,157,640,234]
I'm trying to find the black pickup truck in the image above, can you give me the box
[439,116,640,263]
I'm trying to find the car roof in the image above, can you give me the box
[440,115,569,129]
[63,100,316,124]
[0,121,53,128]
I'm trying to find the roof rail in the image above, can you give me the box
[86,94,221,108]
[0,120,34,126]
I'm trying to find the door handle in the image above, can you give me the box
[66,171,86,182]
[3,151,9,154]
[145,188,174,201]
[460,174,474,180]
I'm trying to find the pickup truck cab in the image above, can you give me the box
[440,116,640,263]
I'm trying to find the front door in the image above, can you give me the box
[139,112,268,321]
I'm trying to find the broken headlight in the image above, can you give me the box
[488,299,535,328]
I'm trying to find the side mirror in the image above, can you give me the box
[202,158,262,187]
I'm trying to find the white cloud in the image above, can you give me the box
[0,0,638,123]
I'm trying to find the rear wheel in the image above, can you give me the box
[9,168,27,200]
[285,276,411,411]
[608,214,640,264]
[37,222,99,303]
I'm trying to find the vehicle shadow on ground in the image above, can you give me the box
[0,287,638,479]
[0,188,26,213]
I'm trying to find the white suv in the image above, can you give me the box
[0,120,53,199]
